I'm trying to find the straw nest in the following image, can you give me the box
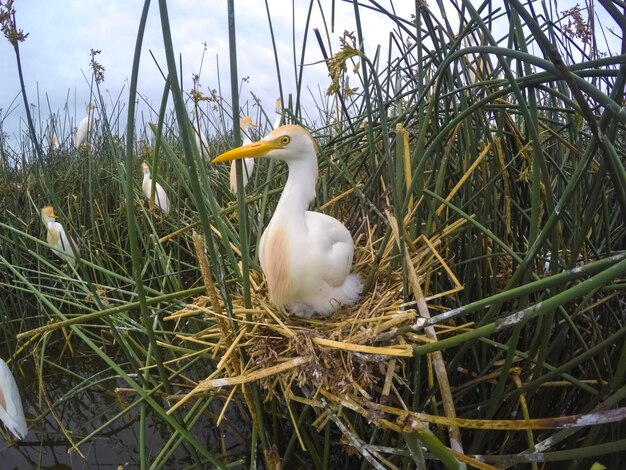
[165,212,466,436]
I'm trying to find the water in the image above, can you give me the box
[0,356,249,469]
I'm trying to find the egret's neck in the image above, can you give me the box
[274,158,317,218]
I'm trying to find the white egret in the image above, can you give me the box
[229,116,258,193]
[142,161,170,214]
[192,113,210,161]
[40,206,78,267]
[273,98,283,130]
[0,358,28,440]
[214,124,361,318]
[74,103,97,149]
[196,131,210,161]
[50,134,60,152]
[49,116,60,151]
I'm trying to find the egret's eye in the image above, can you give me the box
[280,136,290,145]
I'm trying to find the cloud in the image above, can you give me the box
[5,0,609,146]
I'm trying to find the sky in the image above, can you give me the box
[0,0,611,148]
[0,0,418,147]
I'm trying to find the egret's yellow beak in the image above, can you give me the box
[212,140,277,163]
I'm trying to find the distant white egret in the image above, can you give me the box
[40,206,78,267]
[273,98,283,130]
[214,124,361,317]
[49,116,60,151]
[142,161,170,214]
[75,103,96,149]
[50,134,60,151]
[196,131,210,161]
[190,112,211,161]
[229,116,258,193]
[0,358,28,440]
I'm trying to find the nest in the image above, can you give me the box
[164,213,466,449]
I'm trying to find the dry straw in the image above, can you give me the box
[164,185,469,456]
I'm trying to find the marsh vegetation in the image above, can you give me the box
[1,0,625,468]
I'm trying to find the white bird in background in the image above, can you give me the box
[191,113,210,161]
[229,116,258,193]
[0,358,28,440]
[273,98,283,130]
[49,116,60,151]
[214,124,361,318]
[40,206,78,267]
[142,161,170,214]
[74,103,97,149]
[196,131,210,161]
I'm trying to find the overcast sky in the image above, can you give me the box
[0,0,609,148]
[0,0,421,145]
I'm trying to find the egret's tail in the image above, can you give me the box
[335,273,362,307]
[290,273,362,318]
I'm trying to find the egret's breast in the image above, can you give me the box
[142,176,151,195]
[47,224,61,247]
[260,223,292,307]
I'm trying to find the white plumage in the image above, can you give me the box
[229,116,257,193]
[191,112,210,161]
[41,206,78,267]
[273,98,283,130]
[142,161,170,214]
[196,132,210,161]
[214,124,361,318]
[75,103,96,148]
[49,116,60,151]
[0,358,28,440]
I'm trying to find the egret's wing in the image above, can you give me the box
[59,227,74,254]
[0,359,28,440]
[155,182,170,214]
[46,223,60,247]
[305,211,354,287]
[56,224,77,266]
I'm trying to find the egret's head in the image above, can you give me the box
[86,103,97,113]
[41,205,57,223]
[240,116,257,130]
[141,161,150,173]
[213,124,316,164]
